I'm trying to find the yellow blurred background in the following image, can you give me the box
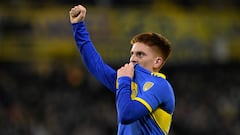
[0,1,239,64]
[0,1,239,135]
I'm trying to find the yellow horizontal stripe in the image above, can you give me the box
[134,97,172,134]
[151,108,172,135]
[133,97,152,112]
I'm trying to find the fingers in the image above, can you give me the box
[70,5,85,17]
[117,63,135,79]
[70,7,80,17]
[69,5,86,23]
[128,62,135,68]
[120,63,134,72]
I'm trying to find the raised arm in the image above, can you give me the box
[69,5,117,92]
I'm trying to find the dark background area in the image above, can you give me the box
[0,0,240,135]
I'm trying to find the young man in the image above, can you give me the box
[69,5,175,135]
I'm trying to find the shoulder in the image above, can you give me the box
[145,74,174,100]
[150,73,172,88]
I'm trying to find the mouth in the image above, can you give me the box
[130,61,137,65]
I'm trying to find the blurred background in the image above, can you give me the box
[0,0,240,135]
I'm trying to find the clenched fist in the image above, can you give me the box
[69,5,86,24]
[117,63,135,79]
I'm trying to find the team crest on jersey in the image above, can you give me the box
[143,82,154,91]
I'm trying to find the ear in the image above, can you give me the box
[153,57,164,69]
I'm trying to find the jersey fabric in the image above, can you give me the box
[72,22,175,135]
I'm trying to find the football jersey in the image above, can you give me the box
[72,22,175,135]
[117,64,175,135]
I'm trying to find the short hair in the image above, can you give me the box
[130,32,171,61]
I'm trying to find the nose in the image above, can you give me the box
[130,55,137,64]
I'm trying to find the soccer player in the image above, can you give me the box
[69,5,175,135]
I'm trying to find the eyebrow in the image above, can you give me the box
[130,50,146,55]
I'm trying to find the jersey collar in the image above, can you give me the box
[134,64,166,79]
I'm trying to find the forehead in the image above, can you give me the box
[130,42,161,57]
[130,42,152,52]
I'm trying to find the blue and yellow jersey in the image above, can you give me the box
[72,22,175,135]
[116,64,175,135]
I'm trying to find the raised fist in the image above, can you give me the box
[69,5,86,23]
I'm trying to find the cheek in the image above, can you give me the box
[138,60,152,68]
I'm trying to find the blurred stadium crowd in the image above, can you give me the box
[0,62,239,135]
[0,0,240,135]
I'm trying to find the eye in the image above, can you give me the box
[130,51,134,56]
[130,51,145,58]
[136,52,145,58]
